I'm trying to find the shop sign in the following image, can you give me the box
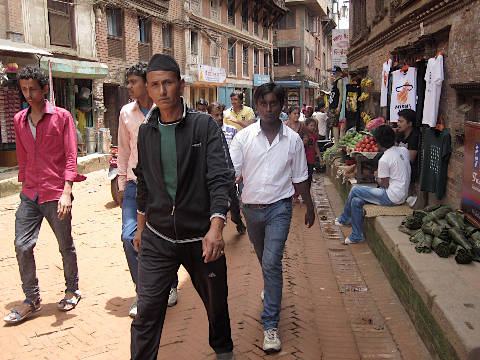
[332,29,349,69]
[181,75,194,83]
[198,64,226,83]
[462,121,480,226]
[253,74,271,86]
[287,89,299,107]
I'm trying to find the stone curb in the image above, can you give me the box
[325,159,480,360]
[0,153,110,199]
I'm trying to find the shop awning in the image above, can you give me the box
[40,57,108,79]
[0,39,52,56]
[275,80,319,88]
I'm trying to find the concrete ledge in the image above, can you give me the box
[0,153,109,198]
[326,157,480,360]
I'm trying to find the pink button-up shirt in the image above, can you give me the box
[117,101,148,191]
[14,100,86,204]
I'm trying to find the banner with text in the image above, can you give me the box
[198,64,226,83]
[332,29,349,69]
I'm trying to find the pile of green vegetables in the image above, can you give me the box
[338,131,369,149]
[322,144,340,162]
[399,204,480,264]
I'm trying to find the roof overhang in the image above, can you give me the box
[0,39,52,57]
[285,0,327,16]
[40,57,108,79]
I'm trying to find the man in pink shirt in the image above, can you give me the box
[117,63,178,318]
[4,66,85,324]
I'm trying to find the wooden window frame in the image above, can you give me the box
[47,0,74,47]
[228,39,236,76]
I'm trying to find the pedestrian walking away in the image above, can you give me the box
[117,63,179,319]
[229,82,316,353]
[207,101,247,235]
[4,65,86,324]
[130,54,235,360]
[195,98,208,112]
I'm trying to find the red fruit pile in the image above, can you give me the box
[354,136,378,153]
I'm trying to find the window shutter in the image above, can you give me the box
[294,47,300,66]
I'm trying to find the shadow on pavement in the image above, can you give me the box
[105,296,135,318]
[3,302,78,327]
[104,201,118,209]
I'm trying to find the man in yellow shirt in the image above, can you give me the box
[224,90,255,130]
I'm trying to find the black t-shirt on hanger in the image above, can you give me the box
[416,58,427,127]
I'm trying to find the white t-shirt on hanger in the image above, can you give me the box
[422,55,444,127]
[380,59,392,107]
[390,67,417,123]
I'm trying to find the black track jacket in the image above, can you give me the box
[134,100,234,243]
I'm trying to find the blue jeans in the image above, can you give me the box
[337,186,396,242]
[122,181,178,291]
[242,198,292,330]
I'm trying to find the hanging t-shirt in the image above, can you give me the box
[420,128,451,200]
[380,59,392,107]
[390,67,417,123]
[340,76,349,122]
[386,64,400,121]
[415,58,427,127]
[345,83,362,131]
[329,78,341,110]
[422,55,444,127]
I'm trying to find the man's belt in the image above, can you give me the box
[243,197,292,210]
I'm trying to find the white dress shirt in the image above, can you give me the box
[229,120,308,205]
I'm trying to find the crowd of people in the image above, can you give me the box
[3,54,418,360]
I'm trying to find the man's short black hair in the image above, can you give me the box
[196,98,208,106]
[374,125,396,149]
[17,65,49,88]
[230,90,244,102]
[126,62,147,82]
[207,101,225,114]
[316,99,325,111]
[253,82,285,108]
[398,109,416,125]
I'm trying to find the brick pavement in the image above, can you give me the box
[0,170,430,359]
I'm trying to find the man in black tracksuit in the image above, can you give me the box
[130,54,234,360]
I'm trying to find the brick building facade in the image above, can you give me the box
[273,0,334,108]
[347,0,480,207]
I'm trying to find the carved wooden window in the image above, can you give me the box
[352,0,366,40]
[210,0,220,21]
[138,17,151,62]
[228,39,236,75]
[162,24,172,53]
[242,45,249,77]
[190,0,201,13]
[273,47,296,66]
[210,37,220,67]
[277,9,295,29]
[47,0,73,47]
[253,11,259,36]
[254,48,259,74]
[191,31,198,55]
[264,52,270,75]
[242,0,248,31]
[107,8,124,59]
[227,0,235,25]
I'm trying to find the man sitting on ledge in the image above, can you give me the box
[335,125,411,244]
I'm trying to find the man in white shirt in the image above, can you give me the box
[229,83,315,354]
[336,125,411,244]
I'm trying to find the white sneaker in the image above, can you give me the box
[129,296,138,318]
[260,290,264,302]
[344,236,361,245]
[263,328,281,353]
[335,218,351,227]
[168,288,178,307]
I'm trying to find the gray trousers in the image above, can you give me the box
[15,193,79,302]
